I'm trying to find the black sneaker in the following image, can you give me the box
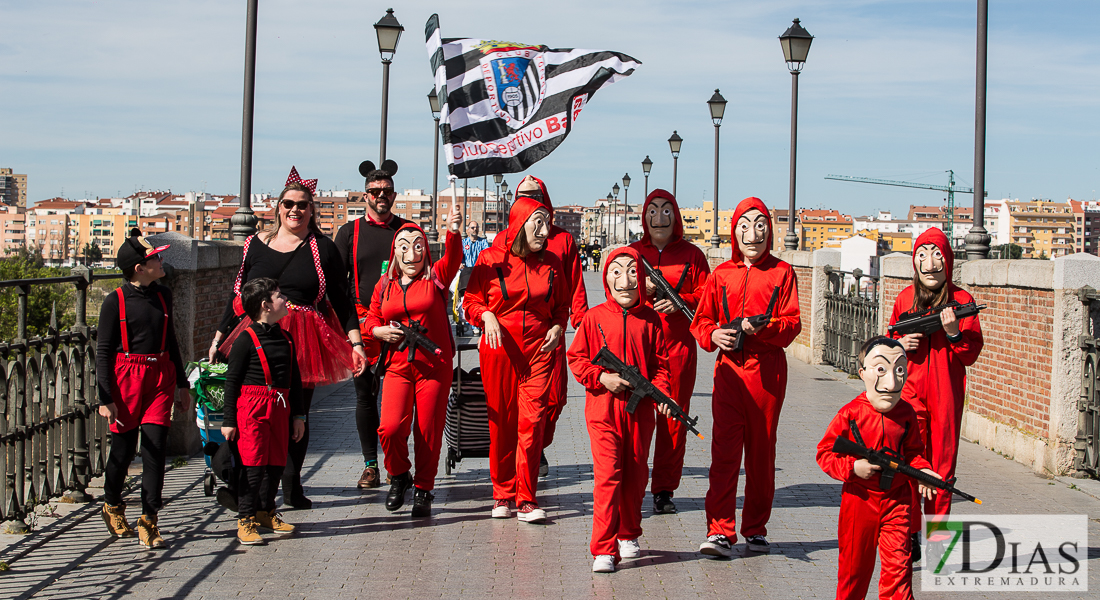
[699,534,733,558]
[410,487,434,518]
[745,535,770,553]
[538,453,549,478]
[385,472,413,512]
[216,487,238,513]
[283,494,313,510]
[910,532,922,563]
[653,491,677,514]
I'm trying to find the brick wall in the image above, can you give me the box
[793,265,812,348]
[880,275,909,330]
[189,265,240,363]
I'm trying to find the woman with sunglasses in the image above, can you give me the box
[210,167,368,509]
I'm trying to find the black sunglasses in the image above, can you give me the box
[366,187,395,197]
[281,199,311,210]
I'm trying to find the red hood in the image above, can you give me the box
[386,222,435,281]
[601,245,648,307]
[731,197,773,263]
[912,227,953,274]
[500,196,548,255]
[516,175,553,217]
[639,189,684,245]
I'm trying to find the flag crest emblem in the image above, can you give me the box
[484,50,546,128]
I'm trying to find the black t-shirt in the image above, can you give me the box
[333,214,409,306]
[221,322,304,428]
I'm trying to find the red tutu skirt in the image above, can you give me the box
[219,301,355,388]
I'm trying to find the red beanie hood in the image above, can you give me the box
[730,197,773,263]
[501,196,549,255]
[601,245,648,306]
[515,175,553,217]
[386,222,435,281]
[639,188,684,245]
[912,227,953,274]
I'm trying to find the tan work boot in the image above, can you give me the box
[237,516,266,545]
[135,514,166,549]
[102,503,135,538]
[255,510,296,533]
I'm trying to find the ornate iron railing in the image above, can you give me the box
[1075,287,1100,478]
[822,266,880,376]
[0,266,122,527]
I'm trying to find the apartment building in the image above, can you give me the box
[798,209,853,250]
[679,202,733,247]
[0,205,26,255]
[1070,199,1100,256]
[0,168,28,208]
[995,198,1074,258]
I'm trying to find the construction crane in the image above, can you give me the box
[824,170,975,245]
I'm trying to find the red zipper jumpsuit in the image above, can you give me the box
[629,189,710,496]
[465,197,570,505]
[567,246,673,559]
[690,197,802,541]
[492,176,589,451]
[364,224,462,491]
[887,228,983,531]
[817,394,932,600]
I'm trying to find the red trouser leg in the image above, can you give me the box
[739,352,785,538]
[927,392,963,519]
[410,361,453,491]
[110,354,175,435]
[650,342,696,494]
[705,365,747,540]
[541,346,568,450]
[515,352,552,505]
[587,400,625,559]
[482,348,520,501]
[836,485,881,600]
[908,405,930,534]
[619,401,655,543]
[878,491,916,600]
[378,364,417,480]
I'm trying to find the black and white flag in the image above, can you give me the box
[425,14,640,178]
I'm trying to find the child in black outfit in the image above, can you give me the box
[221,277,306,545]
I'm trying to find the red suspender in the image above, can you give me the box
[309,235,325,304]
[245,327,292,389]
[353,219,361,304]
[116,288,169,355]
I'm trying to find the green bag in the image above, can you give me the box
[187,361,228,412]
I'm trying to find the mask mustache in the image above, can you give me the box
[649,216,672,229]
[874,375,905,395]
[920,263,944,275]
[741,233,766,245]
[614,285,638,292]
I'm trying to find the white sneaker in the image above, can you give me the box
[699,534,734,558]
[516,502,547,523]
[592,555,616,573]
[618,538,641,558]
[491,499,511,519]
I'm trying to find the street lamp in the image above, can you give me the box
[500,179,509,233]
[641,156,653,199]
[965,0,991,260]
[612,183,620,244]
[668,131,682,197]
[493,173,503,233]
[779,17,813,251]
[707,89,727,249]
[232,0,260,240]
[605,192,613,246]
[374,8,404,163]
[427,87,441,242]
[622,173,631,243]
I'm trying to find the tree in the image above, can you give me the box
[82,242,103,265]
[992,243,1023,259]
[0,245,74,340]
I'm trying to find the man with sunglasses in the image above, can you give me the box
[335,169,408,491]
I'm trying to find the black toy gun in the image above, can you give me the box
[888,301,985,337]
[719,286,780,352]
[371,319,443,394]
[832,420,981,504]
[640,256,695,321]
[591,325,704,440]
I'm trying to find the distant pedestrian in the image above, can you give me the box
[456,221,489,335]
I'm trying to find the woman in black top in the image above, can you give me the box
[209,172,368,508]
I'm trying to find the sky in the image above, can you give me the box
[2,1,1098,218]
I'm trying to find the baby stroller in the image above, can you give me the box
[444,343,490,475]
[189,361,239,510]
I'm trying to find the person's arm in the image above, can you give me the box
[433,228,464,288]
[95,291,121,406]
[564,241,589,329]
[463,260,491,329]
[689,272,721,352]
[815,410,860,483]
[321,239,358,335]
[549,259,570,330]
[218,243,252,334]
[680,249,713,310]
[566,317,605,392]
[221,334,252,429]
[946,290,984,366]
[752,266,802,348]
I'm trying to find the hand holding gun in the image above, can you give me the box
[832,420,981,504]
[718,286,780,353]
[590,325,704,440]
[887,301,985,337]
[371,319,442,394]
[640,256,694,321]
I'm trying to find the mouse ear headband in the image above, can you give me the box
[359,159,399,178]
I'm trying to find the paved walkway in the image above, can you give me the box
[1,272,1097,599]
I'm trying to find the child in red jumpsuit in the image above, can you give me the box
[365,202,463,517]
[817,336,942,600]
[465,196,570,523]
[629,189,710,514]
[568,246,675,573]
[690,197,801,556]
[222,277,305,545]
[887,227,983,550]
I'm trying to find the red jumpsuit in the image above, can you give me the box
[817,394,933,600]
[364,224,462,492]
[629,189,710,495]
[887,228,983,530]
[465,197,570,505]
[690,197,802,540]
[568,246,672,559]
[493,176,589,450]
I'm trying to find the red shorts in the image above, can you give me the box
[236,385,291,467]
[110,352,175,434]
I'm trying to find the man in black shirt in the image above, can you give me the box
[334,168,408,489]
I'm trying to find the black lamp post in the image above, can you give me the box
[232,0,260,240]
[493,173,503,233]
[780,18,813,251]
[605,192,613,246]
[500,180,509,233]
[641,156,653,199]
[374,8,403,163]
[427,87,441,242]
[668,131,682,197]
[612,183,620,244]
[707,89,727,249]
[622,173,631,243]
[965,0,991,260]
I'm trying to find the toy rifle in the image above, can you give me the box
[371,319,443,394]
[832,420,981,504]
[591,325,704,440]
[719,286,780,352]
[640,256,695,321]
[887,301,986,337]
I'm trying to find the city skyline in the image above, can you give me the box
[2,1,1097,217]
